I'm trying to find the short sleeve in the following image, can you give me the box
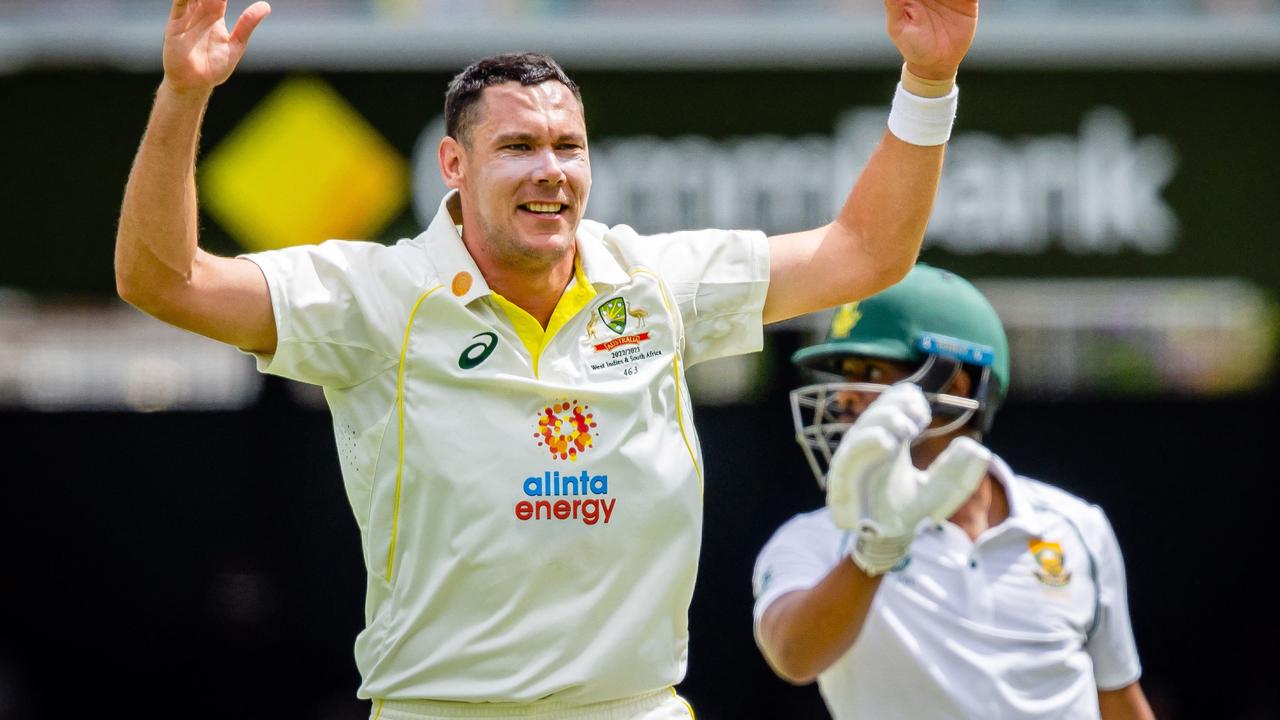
[1083,506,1143,690]
[640,228,770,367]
[752,511,843,628]
[243,240,403,389]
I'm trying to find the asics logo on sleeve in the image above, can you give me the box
[458,332,498,369]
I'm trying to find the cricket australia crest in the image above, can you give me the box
[583,294,659,371]
[598,297,629,335]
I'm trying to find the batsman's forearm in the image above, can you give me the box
[1098,683,1156,720]
[115,81,213,312]
[758,558,883,684]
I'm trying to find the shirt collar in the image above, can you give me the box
[573,218,631,287]
[418,191,491,305]
[988,454,1047,536]
[418,192,631,305]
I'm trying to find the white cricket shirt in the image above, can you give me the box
[245,192,769,704]
[753,456,1142,720]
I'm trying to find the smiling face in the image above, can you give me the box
[439,80,590,278]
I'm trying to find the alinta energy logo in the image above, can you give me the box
[534,400,598,461]
[519,400,615,526]
[515,469,616,526]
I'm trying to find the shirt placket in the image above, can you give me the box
[937,523,996,625]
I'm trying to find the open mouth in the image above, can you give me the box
[519,202,567,217]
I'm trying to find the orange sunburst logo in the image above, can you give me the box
[534,400,599,461]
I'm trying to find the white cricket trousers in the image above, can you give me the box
[371,688,695,720]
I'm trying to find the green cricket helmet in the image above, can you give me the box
[789,264,1010,489]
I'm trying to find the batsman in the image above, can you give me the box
[753,265,1156,719]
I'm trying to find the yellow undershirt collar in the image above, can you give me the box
[489,256,597,377]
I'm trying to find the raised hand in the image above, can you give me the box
[163,0,271,95]
[884,0,979,79]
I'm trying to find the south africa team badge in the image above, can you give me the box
[1029,539,1072,587]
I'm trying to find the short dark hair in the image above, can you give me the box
[444,53,583,146]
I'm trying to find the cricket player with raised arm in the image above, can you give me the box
[752,265,1156,719]
[115,0,983,717]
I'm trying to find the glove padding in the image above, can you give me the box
[826,383,992,575]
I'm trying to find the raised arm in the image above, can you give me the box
[763,0,979,324]
[115,0,277,354]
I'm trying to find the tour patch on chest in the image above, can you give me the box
[583,295,667,377]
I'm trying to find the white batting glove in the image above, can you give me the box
[826,383,992,576]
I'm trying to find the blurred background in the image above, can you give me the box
[2,1,1279,718]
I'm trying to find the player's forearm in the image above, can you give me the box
[1099,682,1156,720]
[757,558,882,684]
[814,0,973,298]
[830,130,945,295]
[759,130,946,324]
[115,81,213,313]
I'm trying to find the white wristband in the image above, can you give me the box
[887,83,959,147]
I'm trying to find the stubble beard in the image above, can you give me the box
[479,213,577,275]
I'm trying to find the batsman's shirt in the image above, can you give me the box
[753,457,1142,720]
[245,191,769,704]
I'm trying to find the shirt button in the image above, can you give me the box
[452,272,473,296]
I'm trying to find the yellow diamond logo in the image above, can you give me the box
[201,76,408,252]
